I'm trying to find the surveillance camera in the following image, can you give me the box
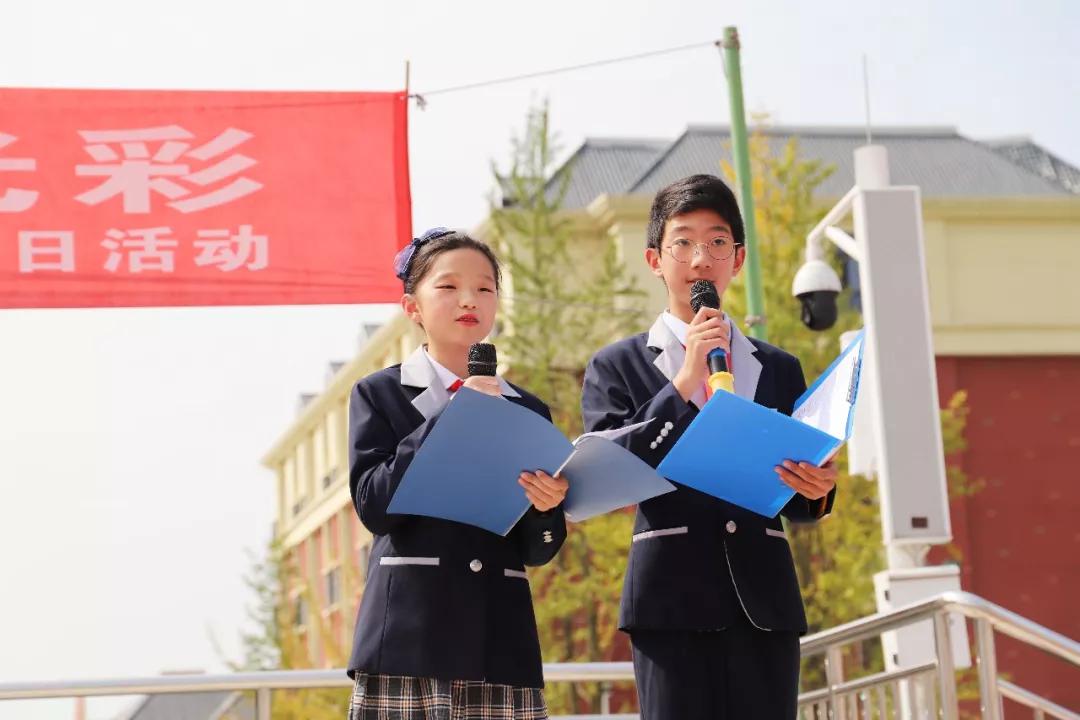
[792,259,842,331]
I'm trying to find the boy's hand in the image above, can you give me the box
[673,307,731,402]
[518,470,568,512]
[775,460,837,500]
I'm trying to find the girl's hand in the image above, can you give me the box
[518,470,568,512]
[462,375,502,397]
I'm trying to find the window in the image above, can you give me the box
[293,596,308,628]
[325,567,341,607]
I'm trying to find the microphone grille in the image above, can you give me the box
[689,280,720,314]
[467,343,498,377]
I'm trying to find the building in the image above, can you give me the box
[263,125,1080,707]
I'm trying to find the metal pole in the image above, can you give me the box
[720,26,768,340]
[825,645,844,718]
[256,687,271,720]
[599,681,611,714]
[933,612,959,720]
[974,619,1003,720]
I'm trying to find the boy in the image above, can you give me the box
[582,174,837,719]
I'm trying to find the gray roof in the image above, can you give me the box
[123,691,254,720]
[552,126,1079,209]
[550,138,669,209]
[984,137,1080,194]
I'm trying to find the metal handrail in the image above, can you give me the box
[797,661,937,705]
[0,664,637,701]
[998,680,1080,720]
[799,590,1079,667]
[1,591,1075,720]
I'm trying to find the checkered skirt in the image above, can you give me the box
[347,673,548,720]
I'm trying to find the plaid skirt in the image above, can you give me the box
[347,673,548,720]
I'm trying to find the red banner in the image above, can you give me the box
[0,88,411,308]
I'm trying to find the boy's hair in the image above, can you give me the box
[646,174,746,250]
[402,231,502,295]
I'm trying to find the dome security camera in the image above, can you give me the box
[792,259,842,331]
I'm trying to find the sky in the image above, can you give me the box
[1,0,1077,718]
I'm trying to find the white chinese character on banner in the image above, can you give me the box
[194,224,269,271]
[0,133,39,213]
[75,125,262,214]
[18,231,75,273]
[102,227,179,273]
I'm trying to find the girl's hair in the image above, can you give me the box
[399,230,502,295]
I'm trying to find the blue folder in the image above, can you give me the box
[657,331,865,517]
[387,388,674,535]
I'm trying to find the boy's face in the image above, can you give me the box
[645,208,746,319]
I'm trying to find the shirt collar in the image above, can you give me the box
[661,311,690,347]
[662,310,731,347]
[423,347,462,390]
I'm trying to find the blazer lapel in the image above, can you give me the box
[400,347,448,421]
[646,314,684,384]
[400,346,522,420]
[729,322,763,402]
[647,313,763,407]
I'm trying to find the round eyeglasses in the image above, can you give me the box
[663,238,740,263]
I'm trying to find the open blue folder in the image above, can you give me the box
[657,330,865,518]
[387,388,675,535]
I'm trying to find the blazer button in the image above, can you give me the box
[725,520,737,534]
[469,559,483,573]
[664,421,674,430]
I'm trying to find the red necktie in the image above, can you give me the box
[448,379,464,393]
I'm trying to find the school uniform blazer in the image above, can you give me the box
[346,347,567,688]
[582,315,836,635]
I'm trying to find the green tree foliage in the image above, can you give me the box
[487,101,646,713]
[222,539,351,719]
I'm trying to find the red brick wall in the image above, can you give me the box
[935,356,1080,710]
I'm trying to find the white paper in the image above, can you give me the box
[792,333,864,441]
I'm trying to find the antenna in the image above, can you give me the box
[862,54,872,145]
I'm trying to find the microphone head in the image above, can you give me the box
[690,280,720,314]
[467,343,498,377]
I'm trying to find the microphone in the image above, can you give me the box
[467,342,498,377]
[689,280,734,395]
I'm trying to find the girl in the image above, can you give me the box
[346,227,569,720]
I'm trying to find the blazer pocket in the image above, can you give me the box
[765,528,787,540]
[632,526,689,542]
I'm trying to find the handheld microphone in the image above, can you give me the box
[689,280,734,395]
[467,343,498,377]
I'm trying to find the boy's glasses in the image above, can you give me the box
[663,238,740,263]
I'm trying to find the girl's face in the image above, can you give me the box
[401,248,498,349]
[645,208,746,318]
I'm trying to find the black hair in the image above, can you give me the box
[402,231,502,295]
[646,174,746,250]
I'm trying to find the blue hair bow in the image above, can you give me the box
[394,227,455,283]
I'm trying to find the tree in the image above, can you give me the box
[487,101,646,714]
[219,538,353,719]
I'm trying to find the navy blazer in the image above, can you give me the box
[581,315,835,635]
[346,348,567,688]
